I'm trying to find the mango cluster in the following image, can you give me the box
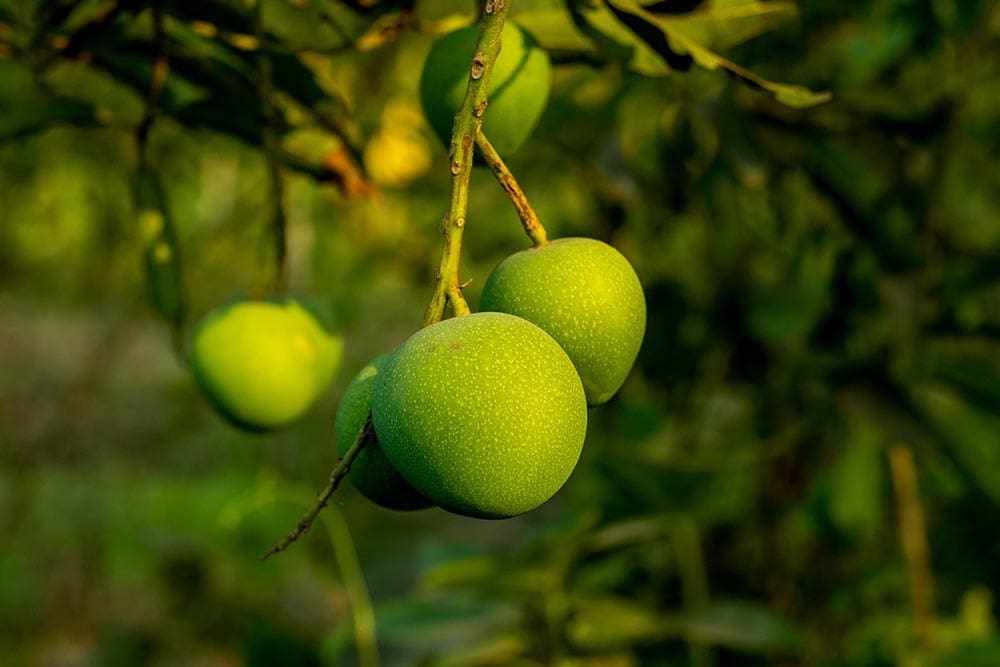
[337,239,646,519]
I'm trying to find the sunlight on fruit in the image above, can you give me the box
[362,99,432,188]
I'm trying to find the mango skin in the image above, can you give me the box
[372,312,587,519]
[189,300,342,431]
[335,355,432,511]
[419,21,551,156]
[480,238,646,405]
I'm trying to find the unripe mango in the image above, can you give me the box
[189,300,342,431]
[372,312,587,519]
[335,355,432,511]
[480,238,646,405]
[419,21,551,156]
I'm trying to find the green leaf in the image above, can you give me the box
[163,0,253,35]
[678,602,803,653]
[667,1,799,50]
[0,93,104,144]
[927,337,1000,413]
[827,419,885,540]
[912,382,1000,504]
[172,96,266,145]
[606,0,832,107]
[567,596,671,649]
[368,595,520,651]
[932,641,1000,667]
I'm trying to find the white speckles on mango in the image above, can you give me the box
[335,354,432,511]
[480,238,646,405]
[371,312,588,519]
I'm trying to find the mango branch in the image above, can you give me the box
[475,130,548,247]
[260,414,374,561]
[423,1,513,327]
[136,0,167,165]
[254,0,288,295]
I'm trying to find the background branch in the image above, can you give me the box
[888,443,936,648]
[254,0,289,295]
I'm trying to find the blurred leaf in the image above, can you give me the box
[666,1,799,51]
[172,96,266,145]
[32,0,78,30]
[0,93,105,144]
[912,382,1000,504]
[567,596,671,649]
[370,595,520,651]
[827,419,885,540]
[163,0,253,35]
[927,337,1000,413]
[568,597,802,654]
[931,641,1000,667]
[607,0,831,107]
[677,601,803,653]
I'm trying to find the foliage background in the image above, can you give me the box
[1,0,999,665]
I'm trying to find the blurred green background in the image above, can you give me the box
[1,1,999,665]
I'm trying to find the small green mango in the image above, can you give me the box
[480,238,646,405]
[419,21,551,156]
[335,355,432,511]
[189,299,342,431]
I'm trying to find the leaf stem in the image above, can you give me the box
[422,1,513,327]
[475,130,549,247]
[259,414,374,561]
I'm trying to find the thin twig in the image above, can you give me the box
[423,1,513,326]
[136,0,167,165]
[254,0,288,295]
[260,414,374,561]
[475,130,548,247]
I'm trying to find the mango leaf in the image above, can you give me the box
[932,641,1000,667]
[0,2,21,26]
[677,602,803,652]
[513,6,598,54]
[86,39,210,113]
[172,96,266,145]
[567,597,802,654]
[927,337,1000,413]
[163,0,253,35]
[32,0,77,30]
[667,1,799,50]
[644,0,709,14]
[606,0,832,108]
[567,596,672,649]
[0,94,105,144]
[912,382,1000,504]
[568,0,677,75]
[365,595,519,651]
[827,418,885,540]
